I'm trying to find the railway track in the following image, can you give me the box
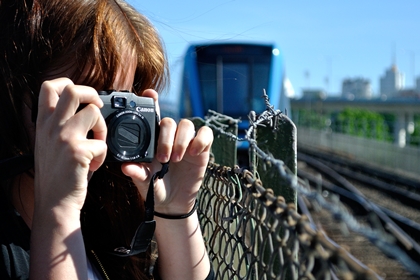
[296,146,420,279]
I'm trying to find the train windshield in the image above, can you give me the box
[195,44,272,119]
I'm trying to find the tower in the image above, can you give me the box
[379,65,405,97]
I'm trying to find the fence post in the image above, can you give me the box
[250,113,297,205]
[190,116,238,167]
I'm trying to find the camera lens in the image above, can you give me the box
[106,110,151,161]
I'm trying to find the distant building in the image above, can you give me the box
[301,89,326,100]
[341,78,372,99]
[380,65,405,97]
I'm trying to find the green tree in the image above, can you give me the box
[334,108,392,142]
[295,109,328,129]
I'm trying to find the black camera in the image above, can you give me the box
[98,90,159,162]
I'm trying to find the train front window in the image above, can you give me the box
[252,62,270,112]
[196,46,271,119]
[222,63,248,117]
[198,63,217,114]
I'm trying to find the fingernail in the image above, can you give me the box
[158,154,168,163]
[171,153,181,162]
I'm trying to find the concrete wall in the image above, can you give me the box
[297,127,420,179]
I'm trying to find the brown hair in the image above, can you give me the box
[0,0,168,278]
[0,0,168,158]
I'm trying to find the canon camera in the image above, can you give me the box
[98,90,159,162]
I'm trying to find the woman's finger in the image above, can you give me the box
[120,163,151,197]
[189,125,213,156]
[54,84,103,124]
[37,79,104,126]
[36,78,74,124]
[63,103,107,142]
[78,139,108,172]
[141,89,160,118]
[156,117,176,163]
[171,119,196,162]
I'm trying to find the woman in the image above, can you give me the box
[0,0,213,279]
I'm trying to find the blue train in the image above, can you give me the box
[161,42,290,151]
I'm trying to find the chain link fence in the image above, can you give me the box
[192,95,420,279]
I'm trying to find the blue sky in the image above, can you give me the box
[129,0,420,98]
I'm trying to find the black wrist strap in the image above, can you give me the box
[111,162,169,257]
[154,200,198,219]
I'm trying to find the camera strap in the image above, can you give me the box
[111,162,170,257]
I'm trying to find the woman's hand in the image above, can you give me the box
[30,78,107,280]
[121,89,214,215]
[34,78,107,213]
[121,89,213,279]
